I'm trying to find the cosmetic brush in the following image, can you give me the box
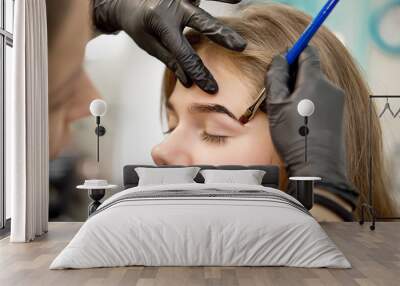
[239,87,266,124]
[238,0,340,124]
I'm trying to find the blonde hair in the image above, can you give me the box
[162,4,395,218]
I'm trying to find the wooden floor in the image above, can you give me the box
[0,222,399,286]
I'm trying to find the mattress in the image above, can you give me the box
[50,183,350,269]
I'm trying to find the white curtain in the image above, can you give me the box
[7,0,49,242]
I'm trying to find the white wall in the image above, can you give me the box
[369,44,400,208]
[367,1,400,208]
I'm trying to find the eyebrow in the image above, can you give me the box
[188,103,238,120]
[166,101,238,121]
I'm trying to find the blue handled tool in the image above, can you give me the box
[286,0,340,65]
[239,0,341,124]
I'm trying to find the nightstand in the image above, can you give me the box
[77,180,118,216]
[289,177,321,210]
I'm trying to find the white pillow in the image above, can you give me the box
[200,169,266,185]
[135,167,201,186]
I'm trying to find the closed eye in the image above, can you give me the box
[201,132,228,145]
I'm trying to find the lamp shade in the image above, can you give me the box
[297,99,315,117]
[90,99,107,117]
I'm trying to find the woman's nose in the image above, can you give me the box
[151,133,192,166]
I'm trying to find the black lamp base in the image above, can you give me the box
[294,180,314,210]
[88,189,105,216]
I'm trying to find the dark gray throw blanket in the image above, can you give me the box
[91,189,310,218]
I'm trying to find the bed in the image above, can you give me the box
[50,165,350,269]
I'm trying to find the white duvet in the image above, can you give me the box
[50,183,350,269]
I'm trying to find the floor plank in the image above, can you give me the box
[0,222,399,286]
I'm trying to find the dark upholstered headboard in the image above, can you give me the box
[123,165,280,189]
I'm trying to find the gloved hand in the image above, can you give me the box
[265,46,358,202]
[92,0,247,94]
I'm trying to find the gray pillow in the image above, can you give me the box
[200,169,266,185]
[135,167,201,186]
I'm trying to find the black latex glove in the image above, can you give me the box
[92,0,247,94]
[265,46,358,204]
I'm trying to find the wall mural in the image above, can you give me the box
[47,0,399,223]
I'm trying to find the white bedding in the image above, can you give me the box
[50,183,350,269]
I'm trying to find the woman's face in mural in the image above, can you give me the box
[47,0,101,159]
[151,51,281,166]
